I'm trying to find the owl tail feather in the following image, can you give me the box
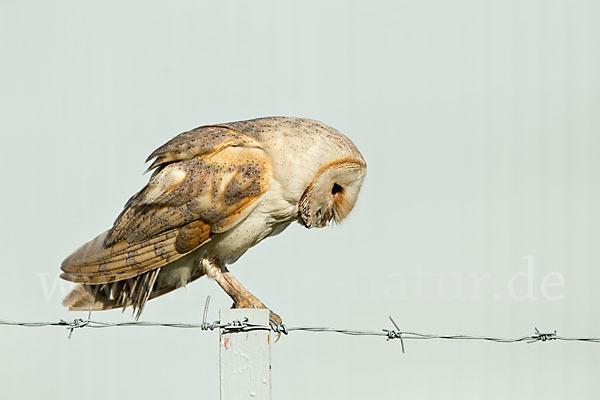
[62,267,206,320]
[62,268,163,320]
[62,284,111,311]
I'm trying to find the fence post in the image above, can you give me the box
[219,308,271,400]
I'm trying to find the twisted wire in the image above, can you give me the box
[2,297,599,351]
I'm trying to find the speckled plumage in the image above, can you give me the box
[61,117,366,320]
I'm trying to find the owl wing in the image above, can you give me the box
[61,125,271,285]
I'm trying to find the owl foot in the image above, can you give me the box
[203,259,284,336]
[231,300,282,327]
[231,298,284,342]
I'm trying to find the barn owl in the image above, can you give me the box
[61,117,367,323]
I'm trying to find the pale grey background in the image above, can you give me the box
[0,1,598,399]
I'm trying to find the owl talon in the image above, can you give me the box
[230,301,284,342]
[268,311,282,327]
[269,313,285,343]
[230,301,282,326]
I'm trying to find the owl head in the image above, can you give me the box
[226,116,367,229]
[299,156,366,229]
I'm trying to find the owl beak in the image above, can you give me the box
[298,207,334,229]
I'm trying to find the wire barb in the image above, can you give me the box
[384,316,405,353]
[269,319,289,335]
[200,296,220,331]
[529,328,557,343]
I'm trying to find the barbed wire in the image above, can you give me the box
[2,297,599,351]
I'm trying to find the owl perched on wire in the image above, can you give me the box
[60,117,367,323]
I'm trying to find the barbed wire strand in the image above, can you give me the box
[2,296,600,352]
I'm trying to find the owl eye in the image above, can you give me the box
[331,183,343,195]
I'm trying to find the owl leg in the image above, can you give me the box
[202,259,282,326]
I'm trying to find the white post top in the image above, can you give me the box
[219,309,271,400]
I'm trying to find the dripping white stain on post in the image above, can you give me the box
[220,309,271,400]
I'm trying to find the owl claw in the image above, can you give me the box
[230,301,282,326]
[269,313,285,343]
[268,311,282,327]
[230,301,284,342]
